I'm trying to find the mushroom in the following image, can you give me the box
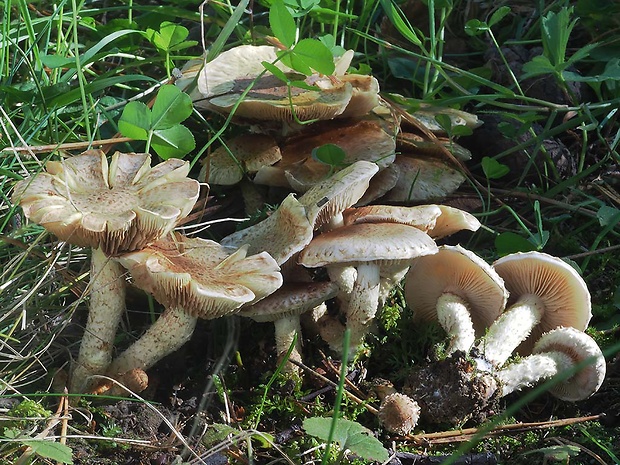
[495,327,606,400]
[108,232,282,379]
[299,223,438,351]
[12,150,199,392]
[405,245,508,354]
[477,252,592,366]
[239,281,339,371]
[371,379,420,435]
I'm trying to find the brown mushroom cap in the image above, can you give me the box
[427,205,481,239]
[117,232,282,319]
[199,134,281,185]
[378,392,421,436]
[13,150,200,255]
[532,327,606,401]
[493,252,592,353]
[299,222,438,269]
[405,245,507,335]
[342,204,442,233]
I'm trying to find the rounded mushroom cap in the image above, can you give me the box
[240,281,339,322]
[428,205,481,239]
[298,222,438,268]
[493,252,592,353]
[13,150,199,255]
[116,233,282,319]
[405,245,507,334]
[378,392,421,435]
[533,327,606,401]
[342,204,442,233]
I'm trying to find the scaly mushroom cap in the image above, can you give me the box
[342,204,442,233]
[298,160,379,229]
[13,150,199,255]
[299,222,438,268]
[532,327,606,401]
[116,233,282,319]
[221,194,314,266]
[405,245,507,334]
[378,392,421,436]
[493,252,592,353]
[199,134,281,185]
[240,281,339,322]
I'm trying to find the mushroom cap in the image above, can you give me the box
[382,155,466,203]
[298,160,379,229]
[355,163,400,206]
[378,392,421,436]
[397,133,472,161]
[342,204,442,233]
[240,281,339,322]
[116,233,282,319]
[532,327,606,401]
[336,74,381,118]
[298,222,438,268]
[427,205,481,239]
[199,134,281,185]
[405,245,507,334]
[13,150,199,255]
[493,252,592,353]
[220,194,314,266]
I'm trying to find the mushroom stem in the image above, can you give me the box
[495,351,573,397]
[71,247,126,392]
[274,316,303,370]
[477,294,545,366]
[436,293,476,354]
[345,263,381,350]
[107,307,197,377]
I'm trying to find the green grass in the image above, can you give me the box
[2,0,620,463]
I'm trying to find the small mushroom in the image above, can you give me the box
[12,150,199,392]
[371,379,420,435]
[108,233,282,380]
[477,252,592,366]
[299,223,438,351]
[496,327,606,400]
[405,245,508,354]
[239,281,339,370]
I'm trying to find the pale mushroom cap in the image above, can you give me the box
[405,245,507,333]
[200,134,281,185]
[493,252,592,352]
[342,204,442,233]
[337,74,381,118]
[378,392,420,435]
[13,150,199,255]
[533,327,606,401]
[298,222,438,268]
[355,163,400,206]
[240,281,339,322]
[382,155,466,203]
[428,205,481,239]
[116,233,282,319]
[298,160,379,229]
[220,194,314,266]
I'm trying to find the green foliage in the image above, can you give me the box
[20,439,74,464]
[118,84,196,159]
[145,22,198,77]
[303,417,389,463]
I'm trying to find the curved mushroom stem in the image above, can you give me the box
[476,294,545,366]
[107,306,197,377]
[274,316,303,372]
[495,351,573,397]
[344,263,380,351]
[71,247,126,393]
[436,293,476,354]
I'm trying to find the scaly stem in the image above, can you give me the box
[436,293,475,354]
[71,247,126,393]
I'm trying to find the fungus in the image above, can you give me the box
[371,379,420,435]
[12,150,199,392]
[405,245,507,354]
[240,281,338,370]
[477,252,591,366]
[108,232,282,380]
[299,223,437,351]
[496,327,605,400]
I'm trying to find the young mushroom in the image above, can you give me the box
[405,245,508,354]
[12,150,199,392]
[477,252,592,366]
[495,327,606,400]
[371,379,421,436]
[299,223,438,352]
[108,232,282,381]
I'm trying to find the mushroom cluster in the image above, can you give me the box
[374,248,606,435]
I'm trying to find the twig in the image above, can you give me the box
[4,137,135,154]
